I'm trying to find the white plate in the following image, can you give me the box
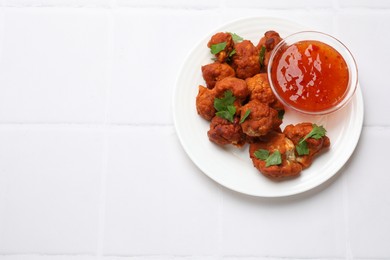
[173,17,364,197]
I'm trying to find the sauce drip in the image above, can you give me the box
[270,40,349,112]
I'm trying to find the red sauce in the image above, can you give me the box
[270,40,349,112]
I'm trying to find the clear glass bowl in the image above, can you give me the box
[267,31,358,115]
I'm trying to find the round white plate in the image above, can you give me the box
[173,17,364,197]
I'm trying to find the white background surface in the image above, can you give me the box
[0,1,388,260]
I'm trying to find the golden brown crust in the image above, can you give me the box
[196,85,216,121]
[207,116,245,147]
[249,132,302,179]
[201,62,235,89]
[214,76,249,101]
[256,30,283,72]
[245,73,276,104]
[230,40,261,79]
[240,99,282,137]
[207,32,234,63]
[283,123,331,169]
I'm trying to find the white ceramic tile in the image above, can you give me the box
[220,177,346,258]
[339,0,390,8]
[224,0,332,8]
[103,126,220,255]
[116,0,219,8]
[1,0,110,7]
[0,126,103,254]
[103,257,217,260]
[0,256,97,260]
[336,12,390,126]
[0,9,109,123]
[109,9,220,124]
[218,10,336,35]
[342,127,390,258]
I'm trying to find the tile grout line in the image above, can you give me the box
[96,6,115,259]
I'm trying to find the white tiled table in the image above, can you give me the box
[0,1,389,260]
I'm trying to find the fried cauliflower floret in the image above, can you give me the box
[240,99,282,137]
[230,40,261,79]
[196,85,216,121]
[201,62,235,89]
[257,30,282,51]
[283,123,331,169]
[249,131,302,179]
[214,76,249,102]
[207,116,245,147]
[245,73,276,104]
[196,77,249,121]
[245,73,285,115]
[207,32,235,63]
[256,30,283,71]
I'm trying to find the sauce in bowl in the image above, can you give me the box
[267,31,358,115]
[270,40,349,112]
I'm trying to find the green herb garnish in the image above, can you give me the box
[266,150,282,167]
[229,32,243,43]
[254,149,269,160]
[259,46,266,68]
[305,124,327,140]
[254,149,282,167]
[210,42,227,55]
[214,90,236,123]
[296,124,327,155]
[277,109,285,120]
[229,49,236,57]
[296,140,309,155]
[239,109,251,124]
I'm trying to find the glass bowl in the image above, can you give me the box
[267,31,358,115]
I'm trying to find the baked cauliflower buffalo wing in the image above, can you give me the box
[283,123,331,169]
[240,99,282,137]
[214,76,249,102]
[249,131,303,179]
[246,73,276,104]
[196,77,249,121]
[196,85,216,121]
[201,62,235,89]
[245,73,285,114]
[256,30,283,71]
[207,116,245,147]
[207,32,235,63]
[230,40,261,79]
[249,123,330,179]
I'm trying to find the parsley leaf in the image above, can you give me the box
[214,90,236,123]
[305,124,327,140]
[227,105,236,115]
[259,46,266,68]
[210,42,227,55]
[295,124,327,156]
[254,149,269,160]
[214,90,235,111]
[229,32,243,43]
[229,49,236,57]
[216,110,234,123]
[296,141,309,155]
[254,149,282,167]
[266,150,282,167]
[277,109,285,120]
[239,109,251,124]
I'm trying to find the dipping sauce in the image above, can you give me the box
[270,40,349,112]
